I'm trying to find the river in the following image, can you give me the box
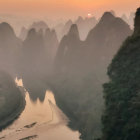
[0,79,80,140]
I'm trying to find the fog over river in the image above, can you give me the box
[0,79,80,140]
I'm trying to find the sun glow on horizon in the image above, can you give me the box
[0,0,139,19]
[87,13,92,18]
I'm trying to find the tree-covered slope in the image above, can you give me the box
[102,7,140,140]
[0,71,25,130]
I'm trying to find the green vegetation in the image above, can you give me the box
[0,71,25,130]
[102,9,140,140]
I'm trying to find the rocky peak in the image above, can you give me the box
[26,28,37,40]
[100,12,115,23]
[0,22,16,38]
[67,24,80,39]
[134,7,140,35]
[76,16,84,24]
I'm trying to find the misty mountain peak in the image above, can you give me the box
[25,28,40,42]
[0,22,15,37]
[0,22,12,30]
[45,28,51,34]
[28,28,36,37]
[86,11,132,48]
[30,21,48,32]
[134,7,140,35]
[32,21,48,28]
[66,20,73,26]
[100,12,115,22]
[110,10,116,16]
[76,16,84,23]
[68,24,80,39]
[44,28,57,40]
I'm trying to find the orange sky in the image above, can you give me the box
[0,0,139,19]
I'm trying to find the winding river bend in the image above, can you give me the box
[0,79,80,140]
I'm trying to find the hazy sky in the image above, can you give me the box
[0,0,140,19]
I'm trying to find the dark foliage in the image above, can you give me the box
[0,71,25,130]
[102,7,140,140]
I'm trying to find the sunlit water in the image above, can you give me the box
[0,79,80,140]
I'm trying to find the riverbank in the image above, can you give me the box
[0,86,26,131]
[0,90,79,140]
[47,75,103,140]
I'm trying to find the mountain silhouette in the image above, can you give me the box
[18,28,48,102]
[75,16,97,40]
[44,28,59,64]
[0,22,22,77]
[30,21,48,32]
[55,16,97,41]
[55,12,132,78]
[134,8,140,35]
[53,11,132,139]
[85,12,132,74]
[54,24,82,75]
[17,25,58,102]
[102,7,140,140]
[19,21,49,41]
[59,19,73,40]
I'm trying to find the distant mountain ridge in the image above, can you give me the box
[53,11,132,139]
[55,16,97,41]
[55,12,132,77]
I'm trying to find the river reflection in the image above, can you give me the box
[0,79,80,140]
